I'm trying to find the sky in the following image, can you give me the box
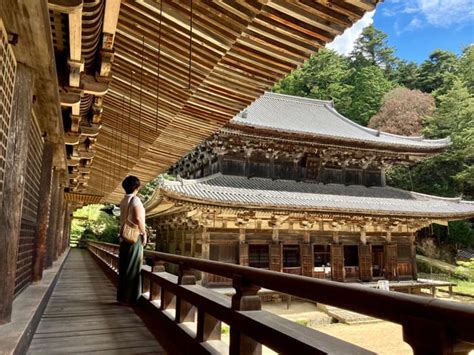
[326,0,474,63]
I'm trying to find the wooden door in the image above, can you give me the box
[301,243,313,277]
[385,244,398,280]
[331,244,345,282]
[239,243,249,266]
[269,243,282,272]
[359,244,372,282]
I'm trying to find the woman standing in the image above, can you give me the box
[117,175,147,305]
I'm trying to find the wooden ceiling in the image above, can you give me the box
[52,0,380,203]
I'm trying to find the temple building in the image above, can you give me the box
[145,92,474,285]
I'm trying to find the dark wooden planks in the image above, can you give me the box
[27,249,166,354]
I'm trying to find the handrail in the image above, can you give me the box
[87,241,474,354]
[145,247,473,338]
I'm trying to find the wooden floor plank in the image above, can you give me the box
[27,249,166,354]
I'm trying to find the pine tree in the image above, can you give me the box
[349,25,398,75]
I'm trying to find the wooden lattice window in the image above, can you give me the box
[314,245,331,267]
[397,244,412,260]
[0,19,17,198]
[345,169,362,185]
[249,244,269,268]
[322,167,343,184]
[365,170,382,186]
[305,157,320,181]
[283,245,300,267]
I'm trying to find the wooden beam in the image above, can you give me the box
[0,64,34,324]
[103,0,121,46]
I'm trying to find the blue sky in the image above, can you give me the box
[326,0,473,63]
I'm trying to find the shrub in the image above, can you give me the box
[454,258,474,281]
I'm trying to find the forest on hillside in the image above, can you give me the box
[273,25,473,251]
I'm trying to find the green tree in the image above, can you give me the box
[71,204,119,246]
[350,25,398,76]
[424,79,474,198]
[393,60,419,89]
[273,49,354,115]
[345,65,394,125]
[389,79,474,199]
[458,45,474,94]
[417,49,459,94]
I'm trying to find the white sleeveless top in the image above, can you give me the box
[119,194,144,227]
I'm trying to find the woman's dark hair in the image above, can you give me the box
[122,175,141,194]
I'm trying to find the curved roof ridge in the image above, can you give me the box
[262,91,334,107]
[409,191,470,203]
[326,105,452,145]
[378,131,452,144]
[173,172,222,186]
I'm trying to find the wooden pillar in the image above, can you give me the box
[239,227,248,266]
[230,275,262,355]
[0,64,34,324]
[190,230,196,257]
[359,244,372,282]
[301,242,313,277]
[46,169,60,267]
[201,227,210,287]
[54,183,65,259]
[62,203,72,252]
[269,243,281,272]
[410,234,417,280]
[385,243,398,281]
[331,243,345,282]
[32,142,54,281]
[239,243,249,266]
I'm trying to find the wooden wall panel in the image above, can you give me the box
[0,19,17,199]
[15,114,43,296]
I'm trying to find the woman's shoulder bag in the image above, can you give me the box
[120,196,140,244]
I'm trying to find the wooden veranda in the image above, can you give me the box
[0,0,379,328]
[1,1,474,354]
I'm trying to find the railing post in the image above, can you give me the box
[402,316,455,354]
[196,311,221,343]
[150,260,165,301]
[175,262,196,323]
[230,275,262,355]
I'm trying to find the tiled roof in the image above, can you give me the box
[456,249,474,259]
[159,174,474,218]
[229,92,450,150]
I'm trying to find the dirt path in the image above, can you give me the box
[313,321,412,354]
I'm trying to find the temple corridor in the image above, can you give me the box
[27,249,166,354]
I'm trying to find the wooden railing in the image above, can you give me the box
[87,241,474,355]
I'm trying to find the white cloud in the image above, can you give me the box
[417,0,474,27]
[384,0,474,29]
[326,10,375,56]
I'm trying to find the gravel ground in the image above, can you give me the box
[313,321,412,354]
[222,297,473,354]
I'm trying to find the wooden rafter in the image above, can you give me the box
[51,0,379,202]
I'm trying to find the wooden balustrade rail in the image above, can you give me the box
[87,241,474,355]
